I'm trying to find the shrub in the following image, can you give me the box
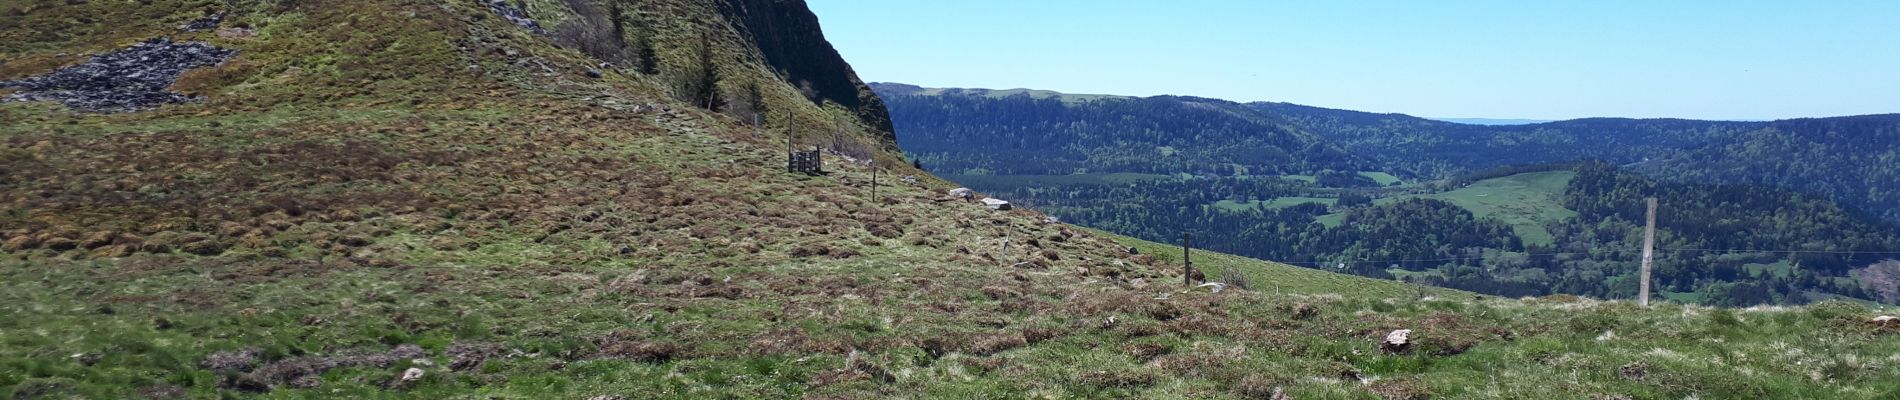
[1220,267,1251,290]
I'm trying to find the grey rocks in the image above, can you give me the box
[486,0,548,35]
[948,188,974,200]
[1,38,236,113]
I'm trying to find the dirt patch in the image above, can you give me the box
[215,344,425,392]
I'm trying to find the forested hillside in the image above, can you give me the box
[871,83,1362,176]
[1256,103,1900,222]
[878,84,1900,222]
[954,162,1898,305]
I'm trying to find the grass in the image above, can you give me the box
[1407,171,1577,246]
[1089,227,1467,299]
[1324,171,1579,246]
[1747,260,1797,278]
[1358,171,1405,186]
[5,1,1900,398]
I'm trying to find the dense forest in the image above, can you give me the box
[879,84,1900,305]
[878,84,1900,222]
[1255,103,1900,222]
[960,164,1896,305]
[873,83,1362,176]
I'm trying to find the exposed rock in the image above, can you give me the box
[981,198,1012,211]
[1,38,236,113]
[1195,282,1227,293]
[485,0,547,35]
[948,188,974,200]
[400,367,425,382]
[1381,329,1413,353]
[180,12,224,32]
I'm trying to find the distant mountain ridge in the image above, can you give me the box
[877,83,1900,221]
[1430,118,1555,125]
[870,82,1363,177]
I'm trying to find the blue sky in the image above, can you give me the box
[806,1,1900,121]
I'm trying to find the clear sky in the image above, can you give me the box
[806,1,1900,121]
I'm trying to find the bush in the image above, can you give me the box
[1219,267,1251,290]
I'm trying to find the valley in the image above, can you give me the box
[879,84,1900,307]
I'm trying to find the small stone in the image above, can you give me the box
[401,367,425,382]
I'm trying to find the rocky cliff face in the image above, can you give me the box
[716,0,894,144]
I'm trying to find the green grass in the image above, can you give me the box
[1089,227,1465,299]
[1358,171,1405,186]
[1404,171,1577,246]
[1315,212,1347,228]
[1746,260,1797,278]
[1212,197,1336,212]
[1310,171,1577,242]
[7,1,1900,398]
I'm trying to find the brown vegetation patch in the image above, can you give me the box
[1075,368,1160,389]
[1367,377,1433,400]
[597,340,686,363]
[220,344,425,393]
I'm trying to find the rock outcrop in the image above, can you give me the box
[1,39,235,113]
[716,0,894,143]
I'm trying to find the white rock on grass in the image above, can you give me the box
[401,368,426,382]
[1195,282,1227,293]
[981,198,1012,210]
[1381,329,1413,353]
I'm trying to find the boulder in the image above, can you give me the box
[1381,329,1413,353]
[948,188,974,200]
[981,198,1012,211]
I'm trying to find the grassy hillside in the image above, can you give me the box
[1314,171,1576,246]
[1096,228,1463,299]
[3,1,1900,399]
[1408,171,1577,246]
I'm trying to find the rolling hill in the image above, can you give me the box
[2,2,1898,399]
